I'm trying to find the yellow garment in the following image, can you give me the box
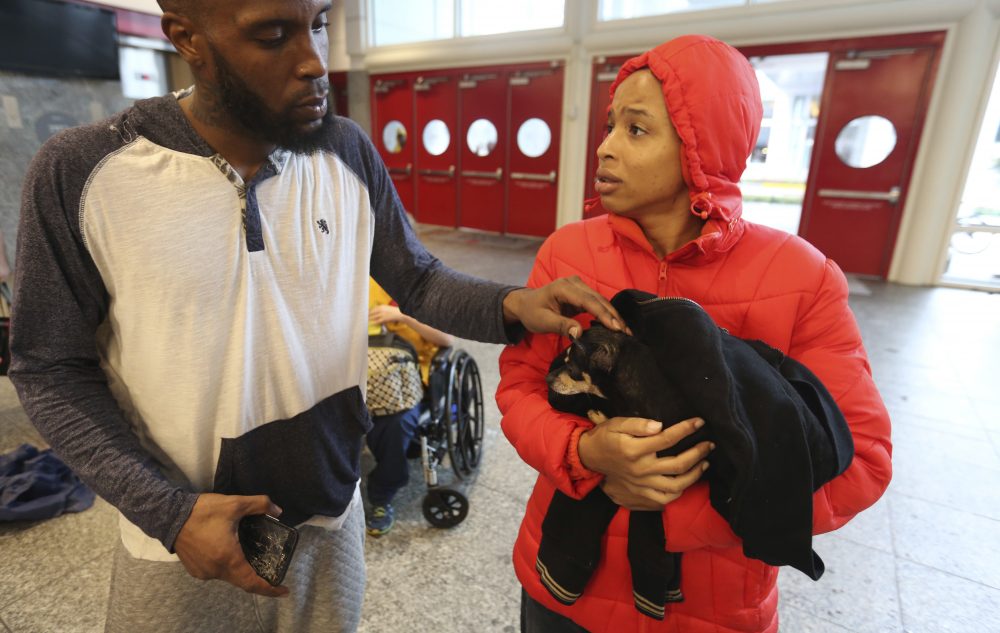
[369,279,440,384]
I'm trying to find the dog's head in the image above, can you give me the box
[546,299,709,459]
[546,324,635,424]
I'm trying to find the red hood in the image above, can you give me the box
[589,34,762,254]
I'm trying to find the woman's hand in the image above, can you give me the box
[578,416,713,511]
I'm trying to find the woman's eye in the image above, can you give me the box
[629,124,646,136]
[312,21,329,33]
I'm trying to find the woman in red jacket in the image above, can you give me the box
[497,34,892,633]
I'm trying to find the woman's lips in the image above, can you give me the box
[595,172,621,195]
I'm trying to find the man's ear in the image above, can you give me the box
[162,12,206,68]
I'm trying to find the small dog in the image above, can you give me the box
[546,323,704,455]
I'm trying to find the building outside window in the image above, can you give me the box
[740,53,827,235]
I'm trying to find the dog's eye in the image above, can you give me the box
[568,366,584,381]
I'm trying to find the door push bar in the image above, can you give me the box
[818,186,900,204]
[388,163,412,177]
[511,170,557,183]
[414,76,451,92]
[418,165,456,178]
[461,168,503,180]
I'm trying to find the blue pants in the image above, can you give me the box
[364,405,421,506]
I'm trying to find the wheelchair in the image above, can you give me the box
[413,346,486,528]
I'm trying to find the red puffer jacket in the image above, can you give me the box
[497,214,892,632]
[497,35,892,633]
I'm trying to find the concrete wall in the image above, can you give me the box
[0,72,132,270]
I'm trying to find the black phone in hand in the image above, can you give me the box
[238,514,298,586]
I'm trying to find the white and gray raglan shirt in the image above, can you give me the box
[10,90,518,561]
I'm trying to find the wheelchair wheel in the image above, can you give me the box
[444,352,485,480]
[422,487,469,528]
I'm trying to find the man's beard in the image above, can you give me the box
[209,45,333,154]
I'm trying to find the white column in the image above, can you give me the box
[327,0,351,71]
[555,0,598,228]
[344,0,368,69]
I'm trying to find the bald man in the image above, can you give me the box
[10,1,626,631]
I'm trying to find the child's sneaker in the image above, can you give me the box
[366,504,395,537]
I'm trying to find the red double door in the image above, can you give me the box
[371,63,564,237]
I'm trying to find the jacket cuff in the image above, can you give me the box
[498,287,527,344]
[566,426,599,481]
[163,491,200,554]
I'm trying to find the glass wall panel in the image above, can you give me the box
[372,0,454,46]
[460,0,563,37]
[597,1,894,21]
[371,0,564,46]
[943,61,1000,289]
[598,0,742,21]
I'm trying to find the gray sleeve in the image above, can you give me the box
[8,125,198,551]
[331,118,525,343]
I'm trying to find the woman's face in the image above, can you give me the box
[595,70,688,219]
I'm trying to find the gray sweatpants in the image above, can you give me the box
[104,503,366,633]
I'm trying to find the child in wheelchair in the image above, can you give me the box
[365,278,454,536]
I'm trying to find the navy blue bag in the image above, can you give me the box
[0,444,95,522]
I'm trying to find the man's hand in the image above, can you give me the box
[502,276,628,339]
[173,493,290,597]
[578,416,713,511]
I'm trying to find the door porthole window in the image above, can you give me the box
[516,118,551,158]
[382,120,407,154]
[466,118,498,157]
[422,119,451,156]
[834,115,897,168]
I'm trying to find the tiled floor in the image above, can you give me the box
[1,227,999,633]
